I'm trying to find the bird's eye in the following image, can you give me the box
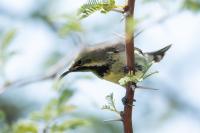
[76,60,82,65]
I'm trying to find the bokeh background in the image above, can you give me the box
[0,0,200,133]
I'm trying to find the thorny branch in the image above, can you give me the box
[121,0,135,133]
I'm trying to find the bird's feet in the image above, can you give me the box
[123,66,134,75]
[123,66,129,74]
[123,64,143,74]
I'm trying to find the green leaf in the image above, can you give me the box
[0,29,16,50]
[58,89,74,105]
[51,119,89,132]
[13,121,38,133]
[57,105,76,115]
[59,20,83,37]
[31,99,59,121]
[31,97,75,122]
[31,109,57,122]
[183,0,200,12]
[78,0,117,19]
[0,110,6,122]
[102,93,119,114]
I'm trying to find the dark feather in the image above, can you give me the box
[147,44,172,62]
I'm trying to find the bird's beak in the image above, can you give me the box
[59,66,80,79]
[59,70,71,79]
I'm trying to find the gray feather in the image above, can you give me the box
[146,44,172,62]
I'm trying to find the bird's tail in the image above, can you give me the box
[146,44,172,62]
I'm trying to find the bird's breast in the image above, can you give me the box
[100,51,150,84]
[102,52,126,83]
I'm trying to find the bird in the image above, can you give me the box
[60,40,171,85]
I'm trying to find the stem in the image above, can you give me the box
[122,0,136,133]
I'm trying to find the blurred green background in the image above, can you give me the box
[0,0,200,133]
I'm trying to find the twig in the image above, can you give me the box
[121,0,136,133]
[0,56,71,93]
[112,8,125,13]
[104,118,122,122]
[136,85,159,91]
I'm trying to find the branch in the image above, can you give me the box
[121,0,136,133]
[0,56,71,93]
[120,5,181,133]
[0,40,122,93]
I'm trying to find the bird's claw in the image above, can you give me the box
[123,66,134,75]
[123,64,143,74]
[123,66,129,74]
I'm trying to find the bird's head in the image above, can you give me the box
[60,48,110,79]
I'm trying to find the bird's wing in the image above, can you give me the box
[86,40,144,55]
[86,40,125,53]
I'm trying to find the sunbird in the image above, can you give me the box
[60,40,171,84]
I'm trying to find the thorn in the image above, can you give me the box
[136,85,159,91]
[120,11,129,22]
[120,15,126,22]
[104,118,122,122]
[112,8,124,14]
[127,104,135,107]
[134,30,144,38]
[112,32,125,39]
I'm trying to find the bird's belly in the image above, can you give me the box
[101,51,148,84]
[103,53,125,83]
[103,72,124,83]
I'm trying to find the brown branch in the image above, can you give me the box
[121,0,136,133]
[125,1,135,71]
